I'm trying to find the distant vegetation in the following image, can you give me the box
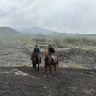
[63,38,96,45]
[0,27,96,48]
[0,34,96,48]
[54,38,96,48]
[26,37,96,48]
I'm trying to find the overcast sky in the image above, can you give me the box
[0,0,96,34]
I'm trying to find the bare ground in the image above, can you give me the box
[0,42,96,96]
[0,66,96,96]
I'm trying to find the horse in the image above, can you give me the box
[30,52,40,72]
[44,48,58,77]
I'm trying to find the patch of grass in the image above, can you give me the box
[11,68,18,72]
[23,62,29,67]
[26,42,33,47]
[68,64,83,69]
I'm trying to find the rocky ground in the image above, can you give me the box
[56,47,96,69]
[0,41,96,96]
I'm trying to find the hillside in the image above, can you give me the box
[13,27,96,40]
[14,27,55,35]
[0,27,20,36]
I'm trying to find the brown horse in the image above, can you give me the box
[44,49,58,77]
[30,52,40,71]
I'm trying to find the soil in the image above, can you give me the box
[0,66,96,96]
[0,42,96,96]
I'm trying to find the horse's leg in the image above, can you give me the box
[53,58,58,74]
[54,57,58,71]
[57,62,58,69]
[49,66,51,76]
[45,66,47,74]
[38,57,40,71]
[38,63,39,71]
[57,58,58,68]
[44,66,47,77]
[32,62,34,69]
[54,63,56,71]
[52,63,56,75]
[35,64,36,71]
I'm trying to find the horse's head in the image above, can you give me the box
[31,52,41,63]
[44,48,49,55]
[32,52,38,58]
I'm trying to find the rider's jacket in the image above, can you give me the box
[48,47,55,55]
[34,48,40,54]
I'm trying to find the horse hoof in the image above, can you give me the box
[49,75,51,77]
[44,75,47,78]
[53,72,56,74]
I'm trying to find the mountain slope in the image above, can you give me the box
[13,27,96,40]
[14,27,55,35]
[0,27,20,36]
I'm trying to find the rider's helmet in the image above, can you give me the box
[48,44,52,48]
[35,44,38,47]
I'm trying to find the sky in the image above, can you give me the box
[0,0,96,34]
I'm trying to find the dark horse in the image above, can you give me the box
[44,49,58,77]
[30,52,40,71]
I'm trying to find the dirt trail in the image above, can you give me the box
[0,42,96,96]
[0,66,96,96]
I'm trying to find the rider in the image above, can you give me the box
[33,44,41,63]
[47,44,55,66]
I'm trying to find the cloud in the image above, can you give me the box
[0,0,96,33]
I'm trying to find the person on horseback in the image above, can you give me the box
[33,44,41,63]
[47,44,55,66]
